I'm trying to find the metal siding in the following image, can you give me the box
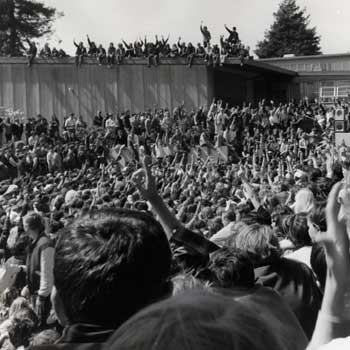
[38,65,53,118]
[169,65,184,109]
[143,66,158,109]
[184,65,198,110]
[131,65,145,113]
[118,65,132,112]
[157,65,172,110]
[2,65,14,110]
[0,61,212,119]
[12,65,27,117]
[25,66,40,118]
[77,65,93,124]
[104,66,118,115]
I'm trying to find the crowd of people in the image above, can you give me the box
[73,23,250,68]
[1,23,251,68]
[0,97,349,349]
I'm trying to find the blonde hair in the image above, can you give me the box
[235,224,281,266]
[171,272,211,296]
[9,297,30,318]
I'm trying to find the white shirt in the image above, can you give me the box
[39,247,54,297]
[316,337,350,350]
[65,117,76,130]
[105,118,116,130]
[285,246,312,269]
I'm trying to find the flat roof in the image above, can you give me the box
[220,58,298,77]
[0,57,296,76]
[0,56,202,66]
[259,52,350,62]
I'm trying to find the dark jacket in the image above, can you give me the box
[26,234,53,295]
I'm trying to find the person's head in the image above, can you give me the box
[9,297,30,318]
[23,212,45,240]
[53,208,172,328]
[208,247,255,288]
[221,210,236,227]
[11,234,30,257]
[283,213,312,247]
[307,201,327,242]
[171,272,211,296]
[103,291,301,350]
[8,316,36,348]
[235,224,281,266]
[270,205,293,231]
[292,188,314,214]
[311,243,326,291]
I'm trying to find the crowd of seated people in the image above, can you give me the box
[0,98,349,349]
[72,23,251,68]
[3,23,251,68]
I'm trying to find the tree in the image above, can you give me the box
[255,0,321,58]
[0,0,63,56]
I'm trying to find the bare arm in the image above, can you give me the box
[308,183,350,348]
[224,24,232,34]
[86,35,92,47]
[132,156,182,239]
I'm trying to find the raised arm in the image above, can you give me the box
[308,182,350,349]
[224,24,233,34]
[155,35,160,46]
[86,35,92,47]
[132,156,182,239]
[122,40,130,49]
[162,35,170,46]
[177,37,183,49]
[132,156,219,256]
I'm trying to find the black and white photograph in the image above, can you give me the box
[0,0,349,349]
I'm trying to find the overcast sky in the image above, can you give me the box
[41,0,350,56]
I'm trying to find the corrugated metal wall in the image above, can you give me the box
[0,59,213,125]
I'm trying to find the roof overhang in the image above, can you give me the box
[216,58,298,78]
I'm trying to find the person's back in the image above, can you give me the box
[254,256,322,339]
[235,223,322,339]
[29,208,172,350]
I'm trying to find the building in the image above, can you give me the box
[260,53,350,103]
[0,53,348,124]
[0,56,297,124]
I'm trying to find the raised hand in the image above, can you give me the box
[131,155,158,201]
[309,182,350,348]
[319,182,349,277]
